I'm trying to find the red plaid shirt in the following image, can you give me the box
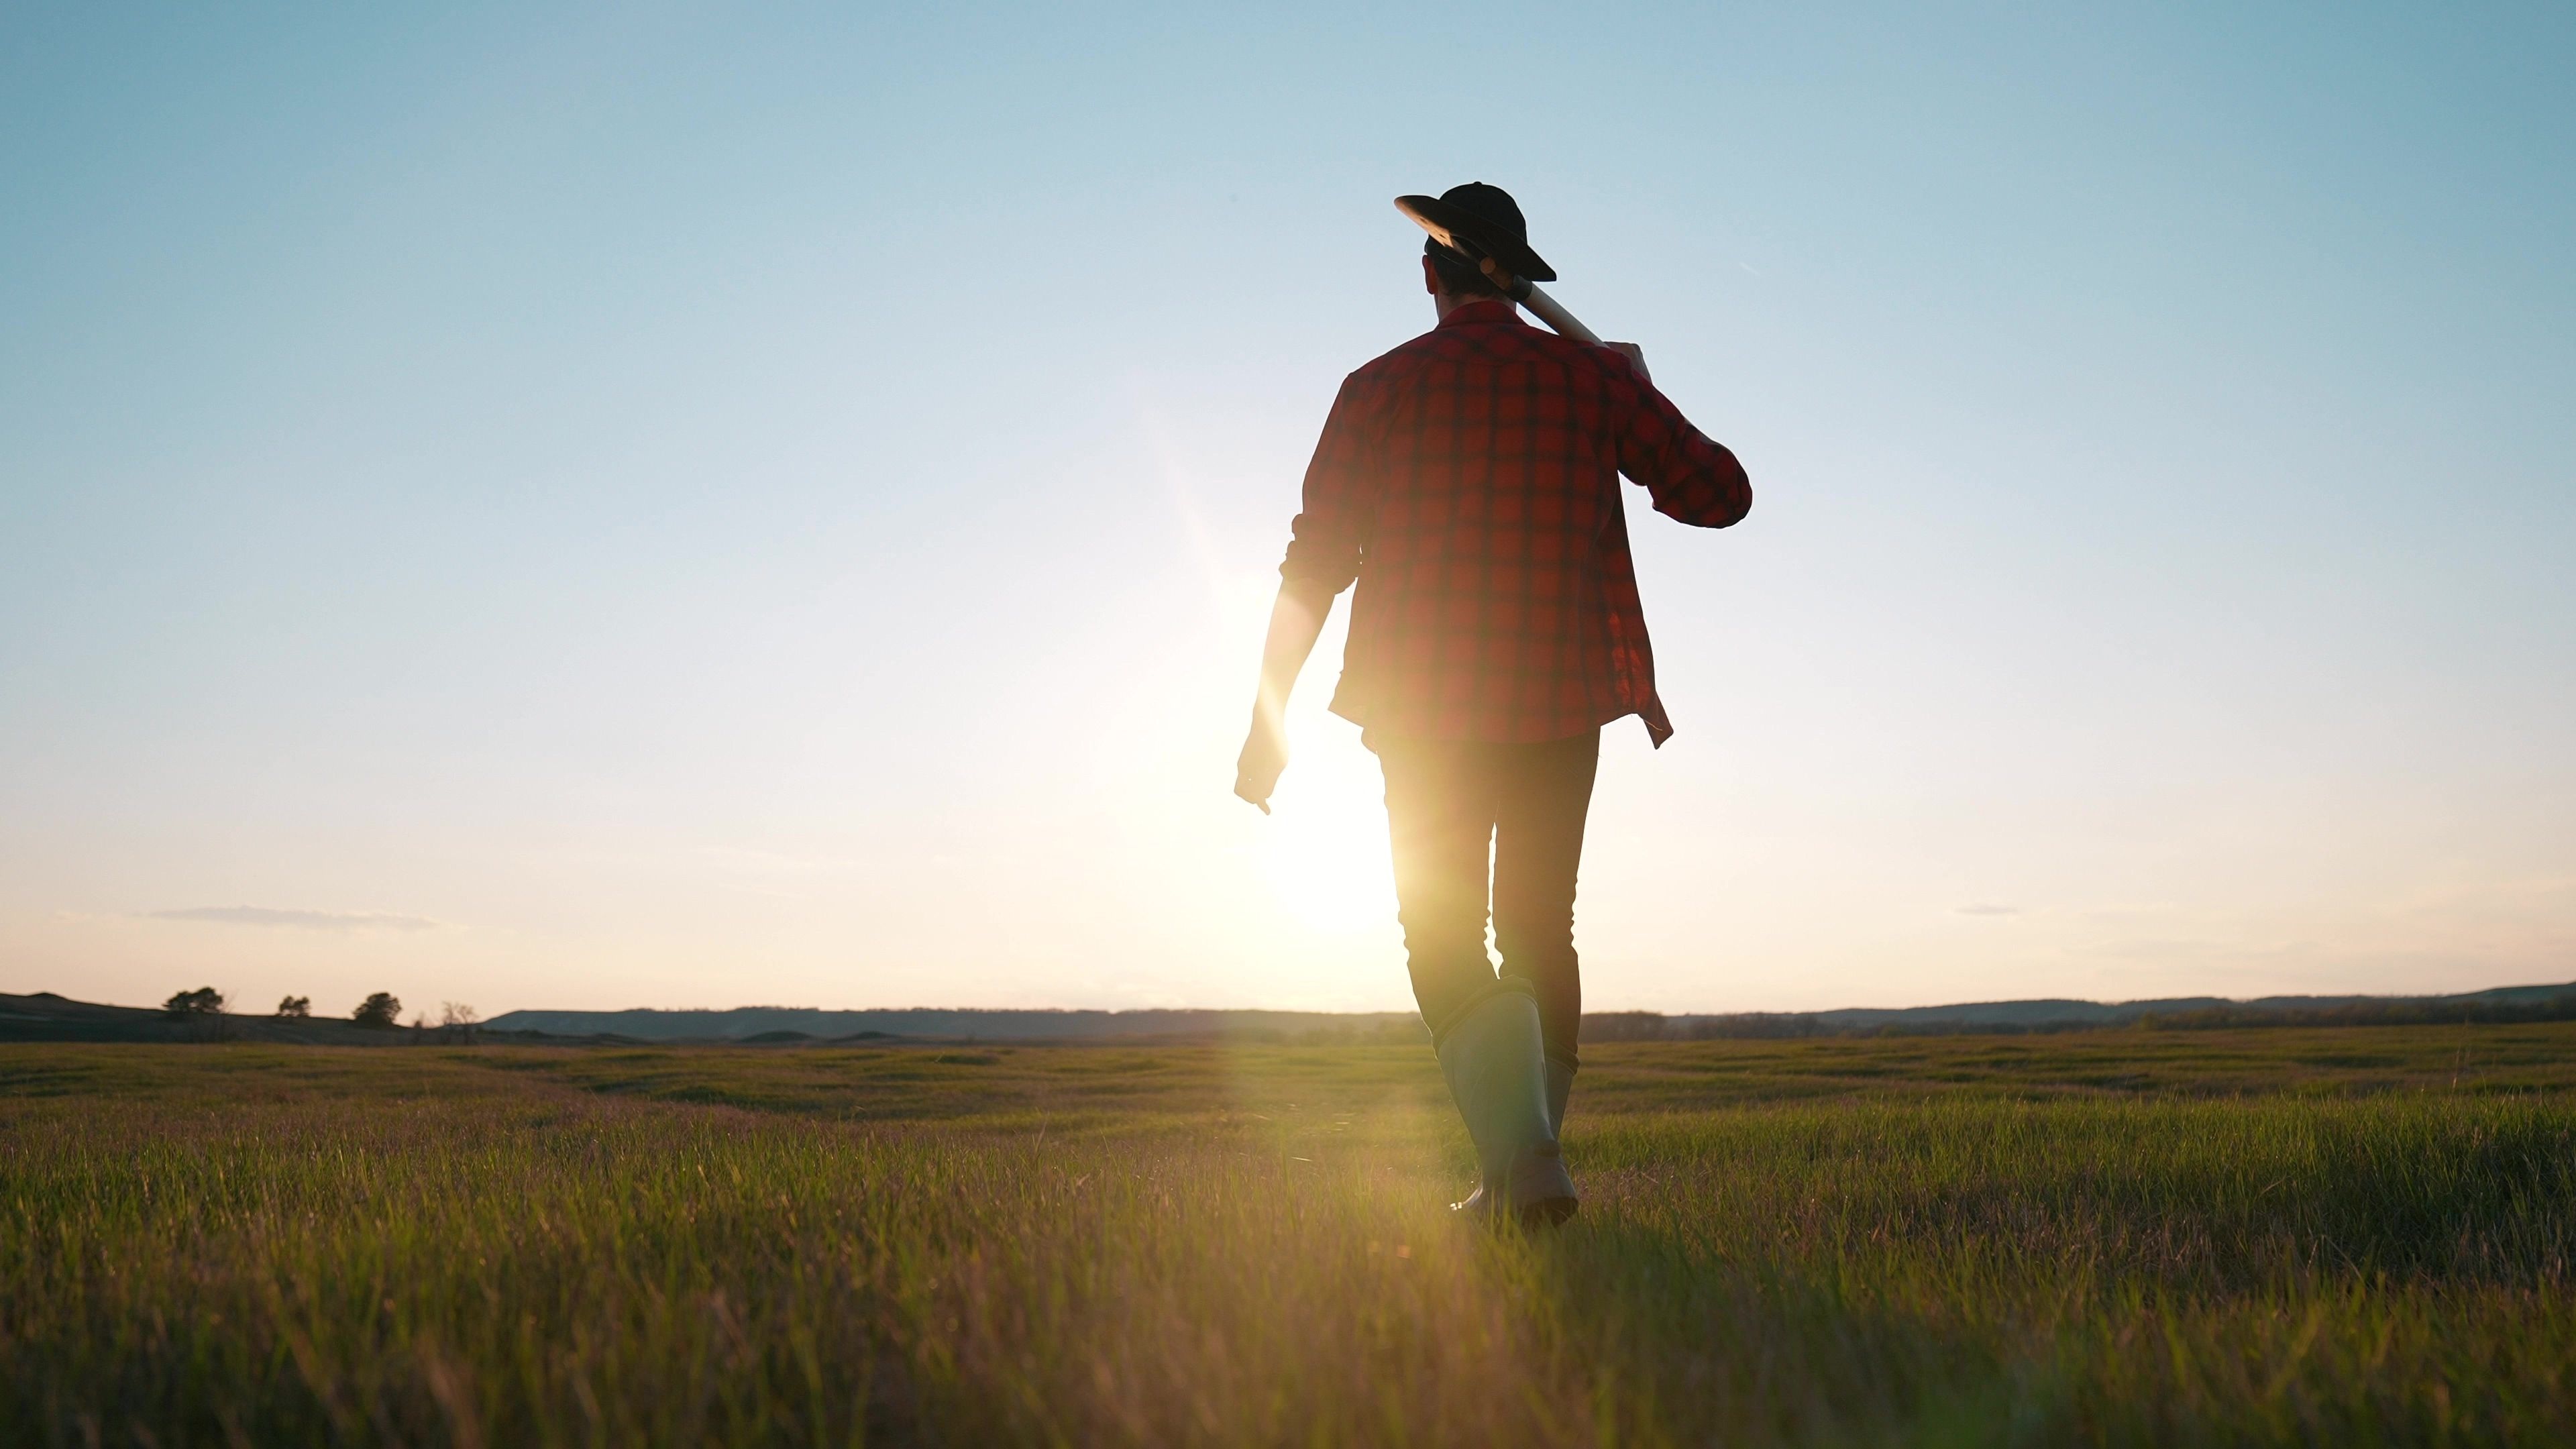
[1281,300,1751,746]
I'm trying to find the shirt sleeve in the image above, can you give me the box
[1278,372,1377,594]
[1609,362,1752,529]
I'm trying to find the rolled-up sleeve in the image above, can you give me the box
[1612,368,1752,529]
[1278,373,1376,594]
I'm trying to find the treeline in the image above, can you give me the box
[160,987,485,1040]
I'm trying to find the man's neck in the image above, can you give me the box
[1434,292,1517,322]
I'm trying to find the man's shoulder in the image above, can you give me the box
[1350,327,1450,378]
[1349,317,1617,386]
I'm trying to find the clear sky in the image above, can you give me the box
[3,3,2571,1020]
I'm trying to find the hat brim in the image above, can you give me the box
[1395,195,1556,284]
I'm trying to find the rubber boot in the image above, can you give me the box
[1437,987,1578,1226]
[1452,1056,1581,1219]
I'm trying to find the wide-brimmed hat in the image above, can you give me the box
[1397,182,1556,283]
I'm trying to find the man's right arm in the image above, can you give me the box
[1602,350,1752,529]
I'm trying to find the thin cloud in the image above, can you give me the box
[146,906,441,933]
[1955,904,2023,916]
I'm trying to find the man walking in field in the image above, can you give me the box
[1234,183,1752,1224]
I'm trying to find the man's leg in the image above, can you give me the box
[1491,730,1601,1097]
[1382,731,1580,1224]
[1375,735,1501,1035]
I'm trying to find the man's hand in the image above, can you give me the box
[1601,341,1651,385]
[1234,718,1287,814]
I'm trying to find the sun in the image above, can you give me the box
[1255,729,1399,934]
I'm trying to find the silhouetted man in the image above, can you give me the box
[1234,183,1752,1223]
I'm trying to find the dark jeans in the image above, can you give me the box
[1375,729,1600,1070]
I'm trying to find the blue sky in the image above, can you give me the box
[3,3,2569,1019]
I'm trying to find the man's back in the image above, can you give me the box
[1281,299,1751,745]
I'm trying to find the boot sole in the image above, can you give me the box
[1516,1195,1578,1228]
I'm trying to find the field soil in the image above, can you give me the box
[4,1024,2572,1446]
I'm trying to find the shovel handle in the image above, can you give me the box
[1479,258,1602,345]
[1515,282,1602,346]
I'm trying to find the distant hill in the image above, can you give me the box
[9,980,2571,1048]
[484,980,2576,1044]
[1589,980,2576,1040]
[479,1006,1421,1045]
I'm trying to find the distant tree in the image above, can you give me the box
[276,995,311,1018]
[163,986,225,1018]
[439,1002,482,1044]
[352,992,402,1030]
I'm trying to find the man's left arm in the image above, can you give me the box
[1235,374,1375,812]
[1600,350,1752,529]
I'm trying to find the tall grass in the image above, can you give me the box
[3,1029,2571,1446]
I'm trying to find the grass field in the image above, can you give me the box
[3,1024,2573,1446]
